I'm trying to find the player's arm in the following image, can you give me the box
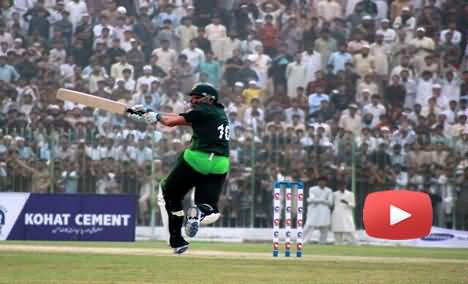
[158,113,191,127]
[127,105,196,127]
[157,108,203,127]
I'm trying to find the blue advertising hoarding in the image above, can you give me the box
[0,193,136,241]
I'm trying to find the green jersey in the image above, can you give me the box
[180,103,230,175]
[180,103,230,157]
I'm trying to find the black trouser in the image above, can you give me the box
[162,155,227,241]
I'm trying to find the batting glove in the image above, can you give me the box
[143,111,161,124]
[126,105,147,121]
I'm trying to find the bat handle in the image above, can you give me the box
[126,108,147,116]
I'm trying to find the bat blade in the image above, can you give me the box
[56,88,128,115]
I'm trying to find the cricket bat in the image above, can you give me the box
[56,88,144,116]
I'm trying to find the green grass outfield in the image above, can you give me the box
[1,241,468,284]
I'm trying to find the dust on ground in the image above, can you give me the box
[1,244,467,264]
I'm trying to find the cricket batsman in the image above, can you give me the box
[127,84,230,254]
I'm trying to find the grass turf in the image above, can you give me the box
[1,242,468,284]
[4,240,468,259]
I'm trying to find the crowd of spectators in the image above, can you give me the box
[0,0,468,231]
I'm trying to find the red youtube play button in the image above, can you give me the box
[363,191,432,240]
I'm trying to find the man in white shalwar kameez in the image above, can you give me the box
[317,0,342,22]
[249,46,271,89]
[287,53,307,99]
[370,32,391,89]
[304,177,333,244]
[204,16,228,60]
[302,44,322,85]
[441,71,460,103]
[331,183,357,244]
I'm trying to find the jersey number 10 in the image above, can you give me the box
[217,124,230,141]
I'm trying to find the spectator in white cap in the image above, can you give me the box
[358,15,375,41]
[12,38,25,55]
[352,44,375,78]
[410,27,435,64]
[234,81,244,89]
[393,6,416,33]
[16,136,34,160]
[254,18,264,32]
[117,6,127,15]
[356,87,372,106]
[430,83,449,110]
[376,19,396,44]
[242,80,264,104]
[339,103,363,135]
[136,65,158,91]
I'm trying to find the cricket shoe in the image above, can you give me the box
[170,237,189,255]
[197,203,221,225]
[185,206,201,238]
[201,212,221,225]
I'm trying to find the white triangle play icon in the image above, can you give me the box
[390,205,412,226]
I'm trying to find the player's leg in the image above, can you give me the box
[162,157,199,253]
[318,226,328,244]
[156,184,169,244]
[334,232,344,245]
[185,173,227,237]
